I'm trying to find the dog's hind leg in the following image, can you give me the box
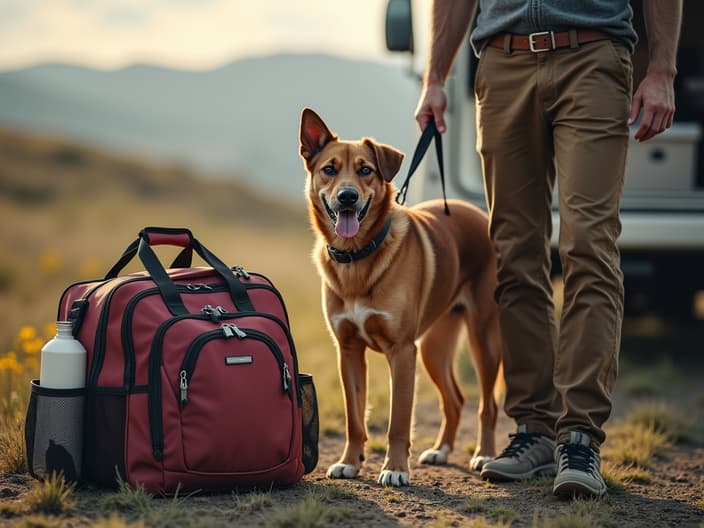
[417,307,465,466]
[465,276,503,471]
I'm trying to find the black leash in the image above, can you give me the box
[395,117,450,216]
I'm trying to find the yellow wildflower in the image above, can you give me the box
[22,337,43,355]
[17,326,37,342]
[0,352,23,374]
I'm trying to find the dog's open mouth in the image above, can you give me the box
[323,195,372,239]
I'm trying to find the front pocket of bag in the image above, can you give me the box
[170,325,295,474]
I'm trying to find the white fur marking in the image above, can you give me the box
[378,470,410,487]
[327,463,359,479]
[470,455,494,471]
[418,443,451,465]
[330,301,392,344]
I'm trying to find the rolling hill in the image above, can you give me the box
[0,54,420,200]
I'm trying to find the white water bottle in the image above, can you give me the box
[39,321,87,389]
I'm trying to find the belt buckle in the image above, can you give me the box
[529,31,555,52]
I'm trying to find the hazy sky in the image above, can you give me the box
[0,0,412,71]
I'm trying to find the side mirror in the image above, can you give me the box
[385,0,414,53]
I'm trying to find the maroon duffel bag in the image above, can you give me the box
[52,227,318,493]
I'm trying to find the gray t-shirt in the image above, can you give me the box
[471,0,637,53]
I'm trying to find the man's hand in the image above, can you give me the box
[415,83,448,133]
[628,69,676,142]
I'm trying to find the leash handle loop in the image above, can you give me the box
[395,118,450,216]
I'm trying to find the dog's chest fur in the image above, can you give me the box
[328,299,394,350]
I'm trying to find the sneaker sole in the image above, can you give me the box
[553,480,606,498]
[480,463,557,482]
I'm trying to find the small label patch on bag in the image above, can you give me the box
[225,355,253,366]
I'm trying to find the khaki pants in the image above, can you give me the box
[475,39,633,446]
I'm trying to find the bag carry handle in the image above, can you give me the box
[105,227,254,315]
[105,227,195,278]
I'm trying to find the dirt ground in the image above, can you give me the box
[1,333,704,527]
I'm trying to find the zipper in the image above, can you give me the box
[121,282,281,390]
[120,284,228,389]
[177,325,292,407]
[88,276,151,387]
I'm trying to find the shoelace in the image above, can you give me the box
[558,443,596,473]
[497,432,544,459]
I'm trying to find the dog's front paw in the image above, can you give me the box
[418,443,450,465]
[327,463,359,479]
[378,470,410,487]
[469,455,493,471]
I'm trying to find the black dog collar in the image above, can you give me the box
[326,218,392,264]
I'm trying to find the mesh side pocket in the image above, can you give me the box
[24,380,84,482]
[298,374,319,474]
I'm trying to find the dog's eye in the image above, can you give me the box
[322,165,336,177]
[358,166,373,177]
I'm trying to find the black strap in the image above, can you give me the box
[327,218,392,264]
[104,242,193,279]
[395,118,450,216]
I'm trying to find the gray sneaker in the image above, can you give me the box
[553,431,607,498]
[480,425,556,482]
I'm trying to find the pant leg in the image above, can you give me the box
[475,47,561,438]
[547,40,633,446]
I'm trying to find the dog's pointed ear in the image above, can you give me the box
[363,138,404,182]
[300,108,337,165]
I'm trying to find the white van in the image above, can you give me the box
[385,0,704,320]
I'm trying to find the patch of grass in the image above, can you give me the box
[91,514,144,528]
[100,472,153,515]
[0,415,27,474]
[602,422,669,469]
[262,492,353,528]
[382,486,402,504]
[15,516,63,528]
[626,401,695,443]
[141,486,208,528]
[532,499,617,528]
[459,496,493,514]
[24,471,75,515]
[459,497,518,525]
[0,499,27,516]
[601,461,650,490]
[316,483,356,502]
[487,506,519,524]
[234,490,273,513]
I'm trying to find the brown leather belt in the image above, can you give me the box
[487,29,611,52]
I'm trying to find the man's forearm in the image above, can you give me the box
[425,0,477,87]
[642,0,682,77]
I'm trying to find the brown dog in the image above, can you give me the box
[299,108,503,487]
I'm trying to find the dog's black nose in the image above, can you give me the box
[337,188,359,207]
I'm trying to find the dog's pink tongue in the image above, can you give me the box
[335,211,360,238]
